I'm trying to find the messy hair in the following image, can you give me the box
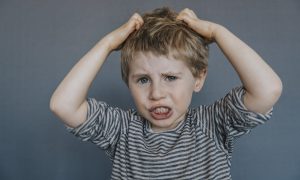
[121,7,209,84]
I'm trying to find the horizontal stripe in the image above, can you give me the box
[67,86,272,180]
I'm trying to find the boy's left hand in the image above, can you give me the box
[177,8,220,43]
[177,9,282,115]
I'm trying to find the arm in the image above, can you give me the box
[50,13,143,128]
[177,8,282,114]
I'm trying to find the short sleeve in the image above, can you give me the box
[66,98,131,159]
[200,86,273,155]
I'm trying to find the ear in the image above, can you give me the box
[193,69,207,92]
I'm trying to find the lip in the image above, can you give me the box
[149,106,173,120]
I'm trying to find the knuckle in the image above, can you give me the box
[133,13,140,18]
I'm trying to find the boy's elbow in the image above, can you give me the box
[245,80,282,114]
[49,100,75,127]
[49,96,61,113]
[271,78,283,99]
[49,100,60,114]
[264,78,283,104]
[49,97,69,115]
[49,98,88,128]
[49,98,56,112]
[49,99,64,118]
[276,81,283,97]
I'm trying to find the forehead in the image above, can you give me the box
[129,52,191,74]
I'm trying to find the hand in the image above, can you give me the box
[102,13,144,52]
[177,8,220,43]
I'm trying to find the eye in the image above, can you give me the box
[165,75,178,82]
[137,77,150,84]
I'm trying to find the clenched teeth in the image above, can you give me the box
[153,107,169,113]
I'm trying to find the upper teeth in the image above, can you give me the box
[154,107,168,113]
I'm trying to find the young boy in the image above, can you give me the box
[50,7,282,180]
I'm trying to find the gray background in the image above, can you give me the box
[1,0,299,179]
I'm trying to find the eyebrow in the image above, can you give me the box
[161,72,183,76]
[131,72,183,79]
[130,73,149,79]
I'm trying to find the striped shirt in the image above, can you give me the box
[67,86,272,180]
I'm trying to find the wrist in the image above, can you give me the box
[98,37,115,54]
[211,25,228,42]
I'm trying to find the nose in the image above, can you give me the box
[149,82,166,100]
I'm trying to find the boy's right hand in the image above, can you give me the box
[102,13,144,52]
[50,13,143,129]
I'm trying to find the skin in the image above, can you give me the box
[50,8,282,131]
[177,8,282,114]
[49,13,144,128]
[128,52,205,132]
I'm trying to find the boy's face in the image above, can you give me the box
[128,52,206,132]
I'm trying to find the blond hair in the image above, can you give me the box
[121,7,209,84]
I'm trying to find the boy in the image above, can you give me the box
[50,7,282,179]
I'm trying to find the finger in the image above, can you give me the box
[135,15,144,26]
[177,10,191,20]
[130,13,143,30]
[125,14,138,29]
[176,12,187,21]
[183,9,197,19]
[131,13,140,19]
[177,13,192,25]
[189,10,198,18]
[135,19,141,30]
[180,8,191,14]
[135,21,141,30]
[178,8,198,20]
[132,13,143,23]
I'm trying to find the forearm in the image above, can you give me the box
[50,39,110,113]
[50,13,143,127]
[214,26,282,113]
[177,8,282,113]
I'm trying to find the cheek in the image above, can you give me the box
[130,87,147,105]
[171,86,193,104]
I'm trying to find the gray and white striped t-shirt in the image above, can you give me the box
[67,86,272,180]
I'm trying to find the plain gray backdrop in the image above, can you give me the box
[1,0,299,179]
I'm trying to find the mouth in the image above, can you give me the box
[149,106,173,120]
